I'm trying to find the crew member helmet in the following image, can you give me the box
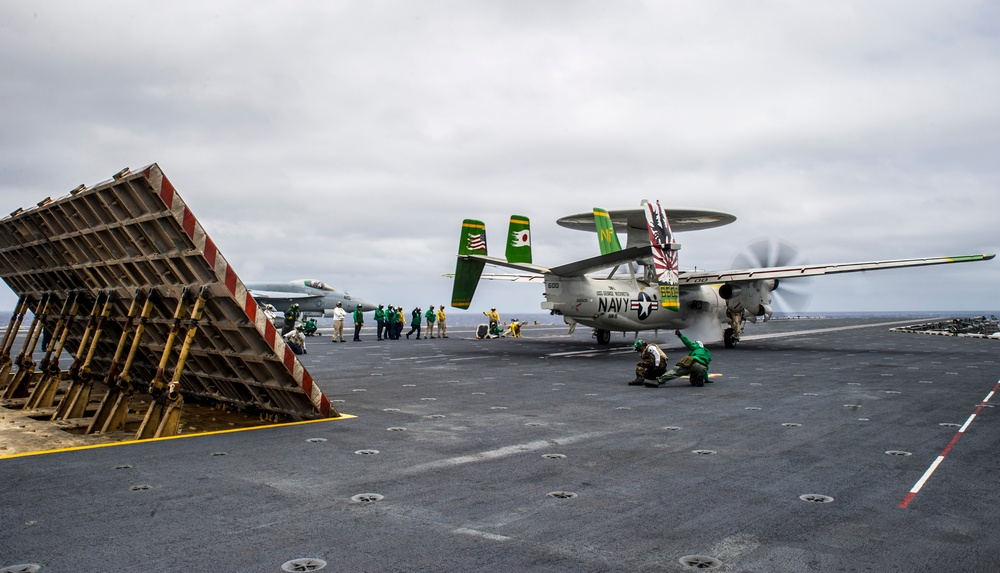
[634,339,646,351]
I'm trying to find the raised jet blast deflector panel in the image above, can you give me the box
[0,164,337,424]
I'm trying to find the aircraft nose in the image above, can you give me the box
[355,298,377,312]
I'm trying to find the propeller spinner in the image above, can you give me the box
[732,239,813,313]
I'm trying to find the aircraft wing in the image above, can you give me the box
[679,253,995,285]
[459,254,551,274]
[548,246,653,277]
[463,247,653,279]
[442,272,545,282]
[248,289,322,301]
[480,273,546,282]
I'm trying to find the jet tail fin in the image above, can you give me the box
[505,215,532,264]
[644,200,680,311]
[452,219,488,309]
[594,208,623,255]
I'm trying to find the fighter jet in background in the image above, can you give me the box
[246,279,376,317]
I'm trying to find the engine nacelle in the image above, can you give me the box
[758,303,772,321]
[719,283,741,300]
[724,280,775,322]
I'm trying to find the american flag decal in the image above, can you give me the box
[466,233,487,252]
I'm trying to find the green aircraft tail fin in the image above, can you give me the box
[505,215,532,264]
[452,219,488,309]
[594,208,623,255]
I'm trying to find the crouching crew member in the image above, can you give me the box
[630,339,668,386]
[653,330,712,387]
[284,326,307,355]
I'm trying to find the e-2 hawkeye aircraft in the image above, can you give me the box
[450,201,994,347]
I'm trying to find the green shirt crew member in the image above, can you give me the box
[407,307,423,339]
[282,303,301,335]
[425,305,437,338]
[653,330,712,387]
[352,305,365,341]
[374,305,386,341]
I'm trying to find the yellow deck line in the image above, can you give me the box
[0,413,356,461]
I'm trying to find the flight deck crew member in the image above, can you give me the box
[282,303,301,335]
[436,305,447,338]
[502,318,522,338]
[353,304,365,341]
[407,307,422,339]
[262,303,278,326]
[384,304,395,339]
[425,305,437,338]
[483,307,500,336]
[630,339,668,386]
[653,330,712,387]
[284,326,307,355]
[385,304,399,340]
[331,302,346,342]
[375,304,386,341]
[394,306,405,340]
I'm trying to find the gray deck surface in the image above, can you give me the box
[1,316,998,572]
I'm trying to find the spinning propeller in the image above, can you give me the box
[732,239,813,312]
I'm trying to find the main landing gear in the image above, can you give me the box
[724,309,744,348]
[594,329,611,345]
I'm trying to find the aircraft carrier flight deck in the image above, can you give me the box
[1,315,998,572]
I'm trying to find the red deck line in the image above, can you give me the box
[899,380,999,508]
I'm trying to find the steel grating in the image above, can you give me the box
[0,164,338,426]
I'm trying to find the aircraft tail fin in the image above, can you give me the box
[644,200,680,311]
[452,219,488,309]
[505,215,532,264]
[594,208,623,255]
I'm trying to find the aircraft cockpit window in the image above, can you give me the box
[303,280,334,291]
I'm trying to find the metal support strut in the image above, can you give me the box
[25,292,80,410]
[0,296,30,392]
[53,292,116,421]
[87,290,153,434]
[3,294,50,400]
[136,288,208,439]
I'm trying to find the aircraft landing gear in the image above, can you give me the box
[724,328,738,349]
[595,329,611,345]
[724,309,745,349]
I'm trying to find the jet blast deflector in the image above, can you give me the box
[0,164,338,439]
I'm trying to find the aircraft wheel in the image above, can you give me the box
[723,328,737,349]
[595,329,611,345]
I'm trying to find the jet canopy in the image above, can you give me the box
[301,280,335,291]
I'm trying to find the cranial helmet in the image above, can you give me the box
[634,339,646,351]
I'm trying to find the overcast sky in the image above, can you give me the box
[1,1,998,315]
